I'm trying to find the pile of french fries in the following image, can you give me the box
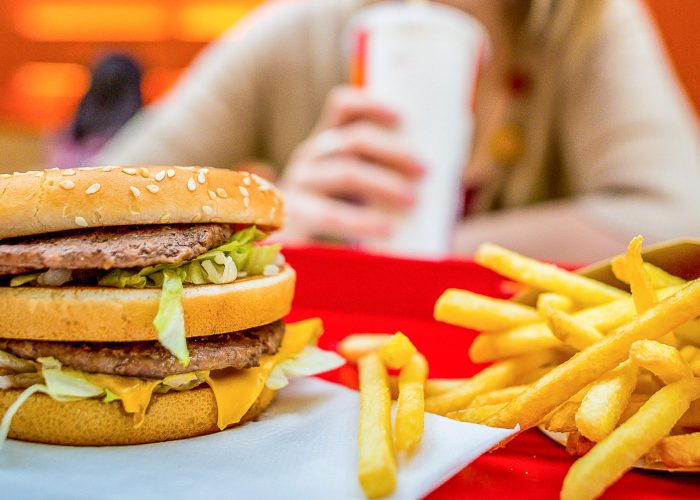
[431,236,700,499]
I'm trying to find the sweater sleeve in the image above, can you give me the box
[559,0,700,242]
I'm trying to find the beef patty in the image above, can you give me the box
[0,321,284,379]
[0,223,233,275]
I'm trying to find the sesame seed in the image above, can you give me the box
[75,216,88,227]
[59,180,75,190]
[167,169,175,178]
[197,172,206,184]
[139,167,150,177]
[238,186,249,197]
[123,168,137,175]
[208,190,217,200]
[130,186,141,198]
[202,205,214,215]
[146,184,159,194]
[61,169,76,176]
[85,183,101,194]
[187,178,197,191]
[101,166,114,172]
[191,214,202,223]
[155,170,166,181]
[216,187,228,198]
[244,197,250,208]
[243,176,251,185]
[198,167,209,173]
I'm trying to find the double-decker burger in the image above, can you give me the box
[0,166,342,446]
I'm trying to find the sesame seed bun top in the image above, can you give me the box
[0,166,284,239]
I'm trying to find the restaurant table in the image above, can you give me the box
[283,246,700,499]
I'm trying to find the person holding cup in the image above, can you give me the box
[93,0,700,261]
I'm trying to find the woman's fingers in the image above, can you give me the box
[318,85,399,130]
[309,123,424,178]
[281,190,396,241]
[295,157,417,209]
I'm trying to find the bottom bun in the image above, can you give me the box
[0,386,276,446]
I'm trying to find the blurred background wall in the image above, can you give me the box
[0,0,696,172]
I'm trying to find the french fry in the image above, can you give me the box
[469,328,560,363]
[611,255,686,289]
[516,365,555,384]
[358,353,396,499]
[625,236,678,347]
[629,340,694,384]
[650,432,700,468]
[447,402,508,424]
[434,288,540,331]
[676,320,700,347]
[677,399,700,428]
[544,307,604,351]
[566,432,595,457]
[680,345,700,376]
[425,350,556,415]
[656,432,700,467]
[634,371,663,395]
[394,353,428,453]
[388,377,470,400]
[471,385,530,407]
[483,279,700,431]
[575,361,638,442]
[378,332,417,370]
[626,236,657,312]
[545,401,579,433]
[536,293,574,317]
[338,334,392,363]
[474,243,628,306]
[424,378,470,397]
[561,378,700,500]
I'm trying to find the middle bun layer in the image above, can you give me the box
[0,266,295,342]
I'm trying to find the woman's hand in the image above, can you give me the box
[277,85,424,243]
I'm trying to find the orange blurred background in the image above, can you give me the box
[0,0,697,169]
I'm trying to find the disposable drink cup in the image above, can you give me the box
[349,2,485,259]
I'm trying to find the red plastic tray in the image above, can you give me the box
[283,246,700,499]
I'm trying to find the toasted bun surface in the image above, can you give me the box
[0,266,295,341]
[0,386,276,446]
[0,166,283,239]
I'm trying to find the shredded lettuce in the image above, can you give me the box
[153,270,189,365]
[0,384,45,450]
[38,357,104,401]
[9,273,41,287]
[265,346,346,390]
[0,357,106,449]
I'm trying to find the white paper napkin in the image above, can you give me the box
[0,378,516,500]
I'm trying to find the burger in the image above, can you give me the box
[0,166,342,446]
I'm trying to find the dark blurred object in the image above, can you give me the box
[46,53,143,168]
[70,53,142,142]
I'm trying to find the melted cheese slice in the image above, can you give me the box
[85,373,159,427]
[79,318,323,430]
[205,318,323,430]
